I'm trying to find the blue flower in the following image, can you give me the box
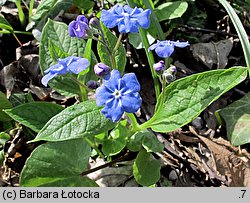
[68,15,90,38]
[148,40,190,58]
[96,69,142,122]
[101,4,151,33]
[41,56,89,87]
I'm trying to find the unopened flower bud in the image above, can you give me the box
[153,60,165,74]
[89,17,101,30]
[86,80,99,89]
[168,65,177,75]
[94,62,111,77]
[162,65,177,83]
[165,74,176,83]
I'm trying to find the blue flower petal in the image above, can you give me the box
[112,4,124,15]
[123,5,134,13]
[41,72,58,87]
[133,9,151,29]
[121,92,142,113]
[68,15,89,38]
[172,40,190,48]
[122,73,140,92]
[101,98,124,122]
[100,5,151,33]
[155,42,175,58]
[67,57,89,74]
[118,18,138,33]
[49,63,67,75]
[76,15,88,23]
[96,85,113,107]
[103,70,121,91]
[101,9,122,28]
[68,21,78,37]
[148,40,160,51]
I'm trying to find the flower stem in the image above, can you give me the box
[69,76,91,101]
[112,33,123,55]
[12,32,22,46]
[138,27,161,99]
[126,113,140,133]
[93,34,116,69]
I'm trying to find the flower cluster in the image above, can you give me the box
[41,4,190,123]
[101,4,151,33]
[41,56,89,86]
[96,69,142,122]
[149,40,189,58]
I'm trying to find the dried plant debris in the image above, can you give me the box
[190,127,250,187]
[191,38,233,69]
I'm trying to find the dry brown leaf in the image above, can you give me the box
[192,130,250,187]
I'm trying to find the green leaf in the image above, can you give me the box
[0,91,12,109]
[142,131,164,153]
[40,19,96,97]
[127,130,163,152]
[133,150,161,186]
[27,0,73,37]
[128,32,155,49]
[102,122,128,156]
[73,0,94,11]
[0,91,12,122]
[218,0,250,74]
[146,67,247,132]
[9,92,34,107]
[0,132,10,146]
[20,139,97,186]
[4,102,64,132]
[218,92,250,146]
[127,132,144,152]
[0,150,4,165]
[155,1,188,21]
[32,100,116,142]
[0,15,13,31]
[97,22,126,73]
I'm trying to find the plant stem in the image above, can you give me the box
[112,33,123,54]
[0,30,32,35]
[138,27,161,99]
[126,113,140,133]
[12,33,22,46]
[29,0,35,20]
[142,0,165,40]
[80,152,133,176]
[69,76,91,101]
[15,0,26,28]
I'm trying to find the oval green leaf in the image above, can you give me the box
[20,139,97,186]
[4,102,64,132]
[133,150,161,186]
[32,100,116,142]
[155,1,188,21]
[219,91,250,146]
[147,67,247,132]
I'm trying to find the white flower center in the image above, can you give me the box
[113,89,122,99]
[122,12,130,17]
